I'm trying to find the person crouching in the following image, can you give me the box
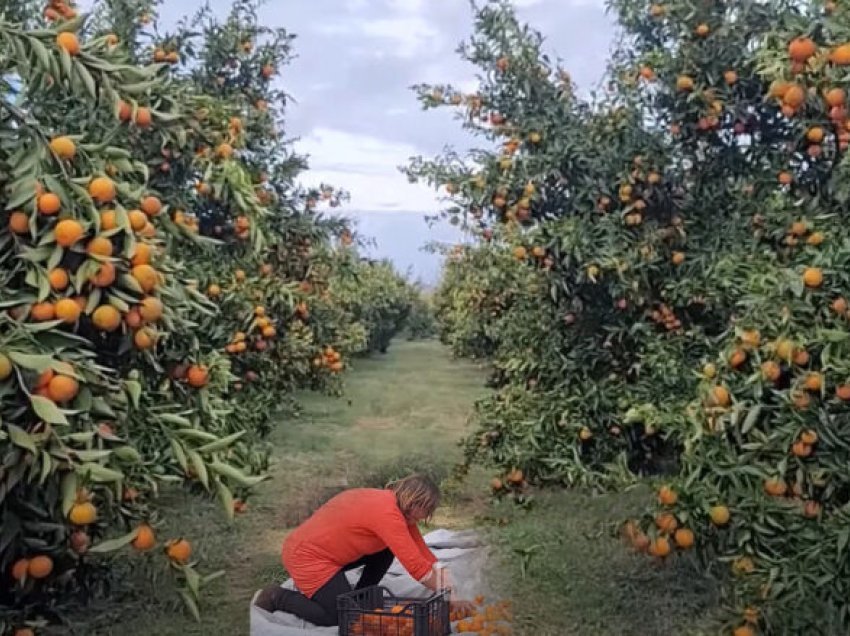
[254,474,449,627]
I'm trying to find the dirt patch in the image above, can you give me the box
[354,416,397,430]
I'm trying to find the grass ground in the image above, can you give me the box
[66,339,719,636]
[483,489,720,635]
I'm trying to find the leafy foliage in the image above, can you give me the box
[405,292,437,341]
[413,0,850,631]
[0,0,415,630]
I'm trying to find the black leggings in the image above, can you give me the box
[257,548,394,627]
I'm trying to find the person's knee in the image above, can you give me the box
[293,601,337,627]
[312,612,338,627]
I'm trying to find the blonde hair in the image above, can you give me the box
[386,474,441,519]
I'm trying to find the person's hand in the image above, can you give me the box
[439,566,456,593]
[420,564,454,593]
[419,567,442,592]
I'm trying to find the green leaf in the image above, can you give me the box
[171,437,188,472]
[37,270,50,302]
[61,471,78,516]
[119,273,143,294]
[39,451,53,485]
[196,431,245,454]
[5,182,35,211]
[741,404,762,435]
[113,445,142,463]
[202,570,226,585]
[72,449,112,462]
[89,528,139,554]
[216,478,234,521]
[7,424,38,453]
[208,461,267,488]
[187,450,209,490]
[75,61,97,100]
[85,289,102,315]
[179,589,201,622]
[7,352,55,371]
[46,245,64,271]
[172,427,218,441]
[28,37,52,74]
[838,527,850,557]
[31,395,69,425]
[58,46,72,81]
[184,565,201,598]
[124,380,142,409]
[121,80,158,95]
[107,295,130,313]
[77,462,124,483]
[91,396,117,418]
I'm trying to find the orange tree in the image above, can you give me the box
[0,0,412,632]
[431,238,538,361]
[611,0,850,633]
[416,0,850,631]
[327,251,418,356]
[405,287,436,341]
[406,1,712,490]
[115,0,364,438]
[0,4,252,628]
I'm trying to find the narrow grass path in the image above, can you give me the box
[73,340,719,636]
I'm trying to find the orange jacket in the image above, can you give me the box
[282,488,437,598]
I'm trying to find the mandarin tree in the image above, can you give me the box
[419,0,850,631]
[1,0,414,631]
[0,2,253,627]
[612,0,850,631]
[407,1,706,489]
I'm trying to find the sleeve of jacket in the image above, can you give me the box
[408,522,438,567]
[370,507,435,582]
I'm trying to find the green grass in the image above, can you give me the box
[64,340,720,636]
[480,488,722,636]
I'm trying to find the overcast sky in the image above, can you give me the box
[151,0,615,283]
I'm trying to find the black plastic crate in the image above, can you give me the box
[337,585,450,636]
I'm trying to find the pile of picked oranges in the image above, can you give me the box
[452,596,513,635]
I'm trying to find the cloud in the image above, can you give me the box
[333,210,468,284]
[308,81,333,92]
[295,128,443,213]
[314,16,439,59]
[384,0,426,13]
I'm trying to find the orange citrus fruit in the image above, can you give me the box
[49,136,76,160]
[88,176,116,203]
[55,298,82,324]
[55,219,84,247]
[92,305,122,331]
[56,32,80,55]
[38,193,61,215]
